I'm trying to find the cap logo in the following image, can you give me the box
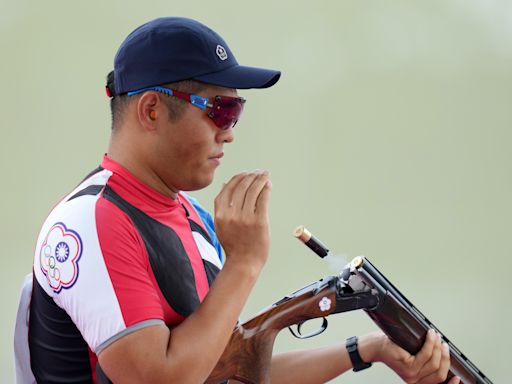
[216,45,228,61]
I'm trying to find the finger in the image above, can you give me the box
[413,329,438,370]
[447,375,461,384]
[254,178,272,218]
[215,172,248,210]
[417,342,451,384]
[242,171,270,213]
[228,171,262,210]
[418,333,443,380]
[437,342,452,382]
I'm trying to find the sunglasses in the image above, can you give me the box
[127,86,246,130]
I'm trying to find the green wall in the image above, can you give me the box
[2,1,510,382]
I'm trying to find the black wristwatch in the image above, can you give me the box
[346,336,373,372]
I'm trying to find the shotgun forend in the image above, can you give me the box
[343,255,493,384]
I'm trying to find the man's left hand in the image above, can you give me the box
[359,329,461,384]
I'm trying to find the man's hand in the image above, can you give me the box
[214,170,272,271]
[360,329,461,384]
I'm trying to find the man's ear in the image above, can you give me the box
[136,92,161,130]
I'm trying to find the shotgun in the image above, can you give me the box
[206,227,493,384]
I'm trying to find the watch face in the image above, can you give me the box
[347,344,357,352]
[346,336,358,349]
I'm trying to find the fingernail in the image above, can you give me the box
[266,180,272,188]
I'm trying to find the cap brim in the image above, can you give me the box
[194,64,281,89]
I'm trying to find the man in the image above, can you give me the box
[16,17,460,383]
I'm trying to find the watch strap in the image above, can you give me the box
[346,336,373,372]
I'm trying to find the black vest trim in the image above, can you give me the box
[103,186,200,317]
[67,185,104,202]
[188,219,214,247]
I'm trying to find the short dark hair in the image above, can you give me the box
[106,71,207,130]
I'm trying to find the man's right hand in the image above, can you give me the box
[214,170,272,271]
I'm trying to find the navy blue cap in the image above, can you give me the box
[113,17,281,94]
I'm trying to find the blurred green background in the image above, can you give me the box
[2,0,510,382]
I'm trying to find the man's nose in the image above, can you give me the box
[217,127,234,143]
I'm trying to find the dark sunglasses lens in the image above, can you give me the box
[209,96,245,129]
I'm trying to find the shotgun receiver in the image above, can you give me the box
[206,229,493,384]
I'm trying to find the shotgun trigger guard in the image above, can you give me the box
[288,317,328,339]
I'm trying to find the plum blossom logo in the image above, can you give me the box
[318,297,332,312]
[40,222,83,293]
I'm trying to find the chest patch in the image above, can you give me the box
[40,222,83,293]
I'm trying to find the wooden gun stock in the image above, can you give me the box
[206,279,340,384]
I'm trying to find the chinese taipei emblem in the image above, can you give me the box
[40,222,83,293]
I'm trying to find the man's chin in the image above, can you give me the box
[179,175,215,192]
